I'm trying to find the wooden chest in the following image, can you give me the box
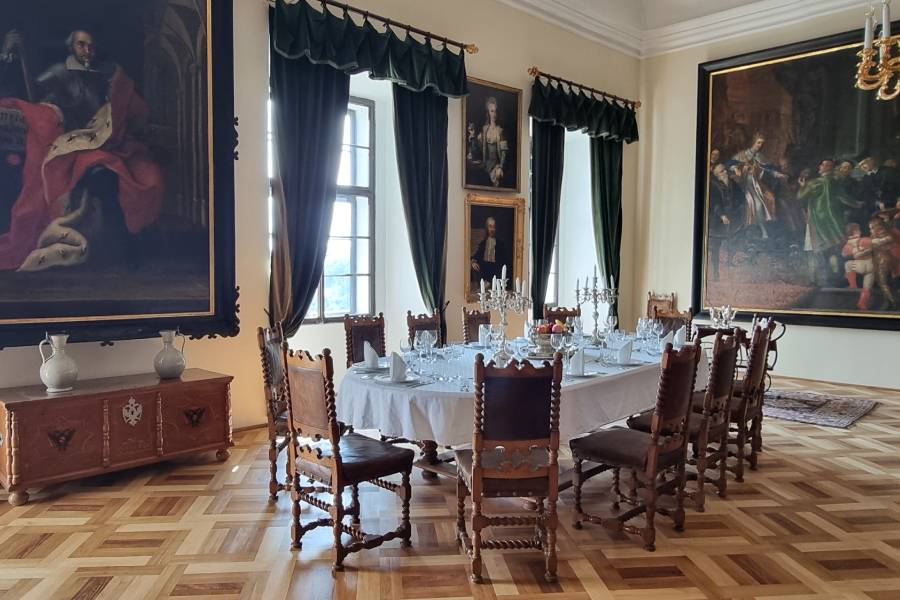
[0,369,233,506]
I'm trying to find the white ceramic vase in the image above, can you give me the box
[154,330,186,379]
[39,334,78,393]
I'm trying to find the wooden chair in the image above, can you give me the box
[652,306,693,338]
[407,310,442,347]
[343,313,387,368]
[628,331,740,511]
[256,324,291,501]
[570,342,700,551]
[283,345,414,572]
[722,322,774,482]
[462,307,491,344]
[543,305,580,323]
[455,353,563,584]
[646,291,676,318]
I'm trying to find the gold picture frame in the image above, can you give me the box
[462,77,522,193]
[465,193,525,303]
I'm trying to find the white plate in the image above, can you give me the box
[373,374,421,384]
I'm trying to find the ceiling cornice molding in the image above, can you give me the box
[495,0,644,58]
[497,0,863,58]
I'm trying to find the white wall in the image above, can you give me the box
[0,0,641,427]
[634,9,900,389]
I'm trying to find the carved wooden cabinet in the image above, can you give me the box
[0,369,233,506]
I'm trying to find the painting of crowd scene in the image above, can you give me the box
[698,37,900,324]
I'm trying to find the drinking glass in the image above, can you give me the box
[651,320,664,352]
[605,315,618,334]
[489,324,504,353]
[550,333,565,358]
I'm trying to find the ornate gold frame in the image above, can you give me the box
[464,193,525,303]
[461,77,522,193]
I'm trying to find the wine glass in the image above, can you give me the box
[605,315,618,334]
[478,323,491,347]
[651,320,664,352]
[550,333,565,359]
[489,324,504,355]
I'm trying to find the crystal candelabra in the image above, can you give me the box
[856,1,900,101]
[478,269,531,365]
[575,269,618,346]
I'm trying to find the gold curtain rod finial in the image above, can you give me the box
[528,66,540,77]
[465,44,479,54]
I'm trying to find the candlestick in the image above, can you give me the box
[478,269,532,365]
[883,0,892,39]
[866,8,875,49]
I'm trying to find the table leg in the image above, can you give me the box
[414,440,457,480]
[8,491,28,506]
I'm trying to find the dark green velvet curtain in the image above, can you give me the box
[529,120,565,319]
[393,85,449,343]
[269,1,468,335]
[271,0,468,97]
[528,78,638,318]
[268,43,350,337]
[590,139,623,317]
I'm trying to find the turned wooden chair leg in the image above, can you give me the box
[749,413,762,470]
[544,499,558,583]
[400,470,412,548]
[470,497,484,583]
[572,459,583,529]
[332,485,345,573]
[717,433,728,498]
[534,498,546,546]
[291,491,302,550]
[642,477,658,552]
[456,477,467,544]
[612,467,622,510]
[350,484,361,527]
[268,437,279,502]
[733,427,746,483]
[695,431,709,512]
[674,461,686,531]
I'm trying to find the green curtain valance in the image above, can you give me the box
[528,79,638,144]
[271,0,468,98]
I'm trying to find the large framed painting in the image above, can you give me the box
[465,193,525,303]
[0,0,237,348]
[693,26,900,330]
[462,77,521,193]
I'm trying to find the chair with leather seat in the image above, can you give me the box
[256,324,291,501]
[283,344,414,572]
[456,353,563,584]
[407,309,443,347]
[629,331,740,511]
[461,307,491,344]
[343,313,387,368]
[570,342,700,551]
[543,305,580,323]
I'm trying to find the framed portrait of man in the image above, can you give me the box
[693,25,900,331]
[462,77,521,193]
[0,0,237,347]
[465,193,524,302]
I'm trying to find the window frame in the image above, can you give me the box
[304,96,377,324]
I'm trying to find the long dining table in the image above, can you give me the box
[337,341,710,485]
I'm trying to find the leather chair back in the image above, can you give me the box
[462,307,491,344]
[703,331,740,426]
[283,346,339,445]
[407,310,442,347]
[344,313,386,367]
[543,305,580,323]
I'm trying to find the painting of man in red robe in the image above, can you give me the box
[0,0,213,324]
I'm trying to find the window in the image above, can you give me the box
[306,99,375,322]
[544,231,559,307]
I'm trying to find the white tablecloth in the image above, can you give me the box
[337,345,710,447]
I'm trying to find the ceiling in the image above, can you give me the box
[497,0,862,57]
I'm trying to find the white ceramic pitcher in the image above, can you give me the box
[39,334,78,393]
[154,330,186,379]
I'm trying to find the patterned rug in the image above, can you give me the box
[763,389,879,428]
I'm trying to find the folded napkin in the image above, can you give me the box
[363,341,380,369]
[478,324,490,346]
[390,352,407,382]
[674,326,686,347]
[570,347,585,375]
[659,331,674,353]
[617,340,633,365]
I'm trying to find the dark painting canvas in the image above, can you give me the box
[463,78,520,192]
[694,30,900,329]
[0,0,236,346]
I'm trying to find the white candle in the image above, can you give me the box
[492,276,498,291]
[611,275,616,290]
[480,278,486,296]
[515,278,520,294]
[883,0,891,39]
[575,277,580,294]
[501,264,507,282]
[865,10,875,49]
[593,265,597,281]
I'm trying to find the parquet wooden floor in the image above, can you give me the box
[1,377,898,599]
